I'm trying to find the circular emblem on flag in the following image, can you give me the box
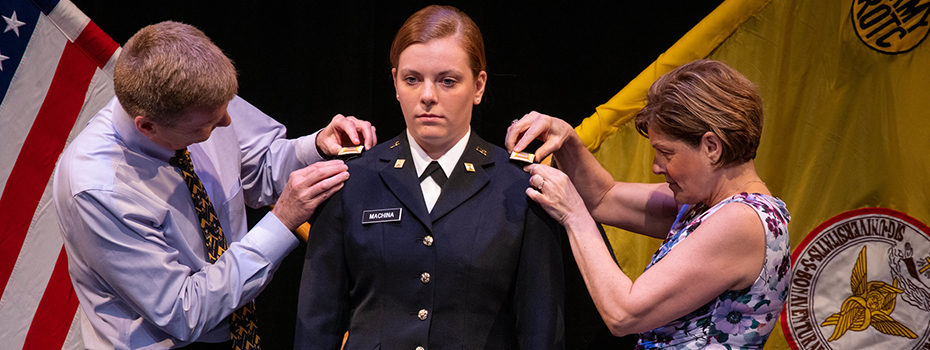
[782,208,930,349]
[851,0,930,54]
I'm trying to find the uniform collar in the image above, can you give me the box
[406,128,471,179]
[378,130,496,227]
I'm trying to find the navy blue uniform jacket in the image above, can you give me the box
[295,133,565,349]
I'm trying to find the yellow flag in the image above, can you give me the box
[578,0,930,349]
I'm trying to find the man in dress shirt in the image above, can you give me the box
[52,21,375,349]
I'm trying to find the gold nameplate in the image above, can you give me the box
[338,145,364,156]
[509,151,535,163]
[394,159,406,168]
[464,163,475,172]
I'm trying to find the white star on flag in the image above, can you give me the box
[4,11,26,37]
[0,50,8,71]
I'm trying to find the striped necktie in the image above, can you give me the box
[170,149,261,350]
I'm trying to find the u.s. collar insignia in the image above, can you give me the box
[464,163,475,172]
[476,146,487,156]
[394,159,406,168]
[390,141,400,149]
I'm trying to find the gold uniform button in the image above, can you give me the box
[416,347,425,350]
[418,309,428,320]
[420,272,430,284]
[423,235,434,247]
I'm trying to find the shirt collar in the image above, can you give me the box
[407,128,471,178]
[111,98,176,163]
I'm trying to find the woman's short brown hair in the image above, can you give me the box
[114,21,237,126]
[635,59,763,167]
[389,5,486,77]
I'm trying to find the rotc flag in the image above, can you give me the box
[0,0,118,349]
[576,0,930,349]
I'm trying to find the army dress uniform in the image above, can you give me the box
[295,132,565,349]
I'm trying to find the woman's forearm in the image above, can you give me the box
[552,132,617,213]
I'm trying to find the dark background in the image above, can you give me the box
[75,1,723,348]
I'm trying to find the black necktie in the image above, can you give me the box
[418,161,447,188]
[170,149,261,350]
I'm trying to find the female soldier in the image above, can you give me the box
[295,5,564,349]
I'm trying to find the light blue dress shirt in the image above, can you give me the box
[52,96,320,349]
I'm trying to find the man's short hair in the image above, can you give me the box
[114,21,237,126]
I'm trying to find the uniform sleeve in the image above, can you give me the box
[295,190,351,349]
[65,190,298,343]
[229,96,323,208]
[514,199,566,349]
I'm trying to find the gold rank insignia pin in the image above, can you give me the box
[464,163,475,172]
[338,145,364,156]
[394,159,406,168]
[390,141,400,149]
[476,146,487,156]
[509,151,535,163]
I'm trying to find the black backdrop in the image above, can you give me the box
[75,1,723,348]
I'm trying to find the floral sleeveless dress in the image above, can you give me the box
[636,193,791,350]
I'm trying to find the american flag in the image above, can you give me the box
[0,0,118,348]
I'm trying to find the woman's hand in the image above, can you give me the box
[505,111,577,161]
[524,163,591,227]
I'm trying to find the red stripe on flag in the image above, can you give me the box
[22,248,79,349]
[74,21,119,69]
[0,39,97,295]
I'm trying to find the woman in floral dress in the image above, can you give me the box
[506,59,790,349]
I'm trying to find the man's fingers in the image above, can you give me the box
[311,171,350,194]
[354,122,374,149]
[365,125,377,149]
[292,160,346,184]
[313,181,345,204]
[346,116,376,149]
[336,116,361,145]
[329,115,378,150]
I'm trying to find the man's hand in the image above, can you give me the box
[316,114,377,157]
[272,160,349,231]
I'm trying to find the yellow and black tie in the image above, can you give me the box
[170,149,261,350]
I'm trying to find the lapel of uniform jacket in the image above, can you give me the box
[378,134,433,231]
[428,133,492,223]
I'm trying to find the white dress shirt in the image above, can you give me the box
[406,129,470,212]
[52,96,320,349]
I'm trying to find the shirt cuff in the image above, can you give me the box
[243,212,300,264]
[295,130,325,165]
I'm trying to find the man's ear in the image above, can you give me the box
[701,131,722,164]
[134,116,157,139]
